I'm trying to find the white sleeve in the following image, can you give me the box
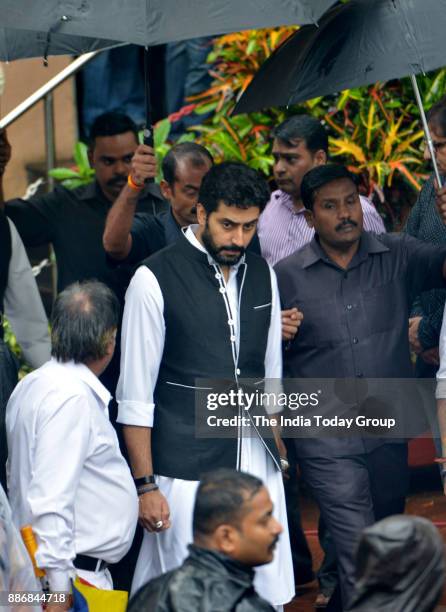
[31,394,91,592]
[3,219,51,368]
[116,266,165,427]
[263,266,283,414]
[436,303,446,398]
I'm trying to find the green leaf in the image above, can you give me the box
[194,102,218,115]
[73,142,91,173]
[246,39,257,55]
[177,133,196,143]
[154,119,171,149]
[49,168,81,180]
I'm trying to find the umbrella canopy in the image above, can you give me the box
[233,0,446,184]
[0,1,338,46]
[234,0,446,113]
[0,28,117,61]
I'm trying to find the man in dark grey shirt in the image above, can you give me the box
[275,164,446,609]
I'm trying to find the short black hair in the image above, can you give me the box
[51,281,120,363]
[162,142,213,185]
[273,115,328,154]
[301,164,359,211]
[193,469,264,539]
[427,95,446,137]
[89,111,139,146]
[198,162,270,215]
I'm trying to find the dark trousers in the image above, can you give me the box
[317,518,338,594]
[297,443,409,610]
[283,440,314,585]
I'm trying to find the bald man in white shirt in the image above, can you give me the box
[6,281,138,609]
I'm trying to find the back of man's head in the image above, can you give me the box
[162,142,213,186]
[89,112,139,147]
[198,161,270,215]
[51,280,119,364]
[273,114,328,154]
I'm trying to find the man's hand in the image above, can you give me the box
[0,129,11,176]
[281,308,303,341]
[130,144,157,186]
[138,489,171,532]
[408,316,423,354]
[420,346,440,366]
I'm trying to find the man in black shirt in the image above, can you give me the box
[103,141,214,264]
[1,112,166,302]
[275,164,446,610]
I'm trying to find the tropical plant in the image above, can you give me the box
[189,27,446,200]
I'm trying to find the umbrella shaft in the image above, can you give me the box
[410,74,442,188]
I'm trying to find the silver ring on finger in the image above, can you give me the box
[155,520,163,530]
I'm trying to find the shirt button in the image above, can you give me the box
[346,304,353,310]
[219,287,226,294]
[228,319,234,325]
[215,273,222,280]
[236,368,241,375]
[353,337,359,344]
[230,335,236,342]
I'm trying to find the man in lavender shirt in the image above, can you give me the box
[258,115,385,267]
[259,115,385,609]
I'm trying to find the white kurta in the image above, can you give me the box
[117,226,294,606]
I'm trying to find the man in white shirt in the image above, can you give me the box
[117,162,294,609]
[6,281,138,607]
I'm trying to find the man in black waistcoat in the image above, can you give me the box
[274,164,446,610]
[117,162,294,608]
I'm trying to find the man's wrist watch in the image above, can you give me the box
[133,474,155,487]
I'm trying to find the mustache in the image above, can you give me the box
[218,245,245,254]
[335,219,358,231]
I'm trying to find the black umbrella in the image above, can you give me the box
[0,1,338,46]
[0,28,117,61]
[234,0,446,185]
[0,0,339,146]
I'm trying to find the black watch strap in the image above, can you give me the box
[134,475,155,487]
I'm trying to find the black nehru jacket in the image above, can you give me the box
[145,233,280,480]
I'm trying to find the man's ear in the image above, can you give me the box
[196,203,207,227]
[106,328,117,358]
[314,149,327,167]
[213,524,239,556]
[304,209,314,228]
[160,180,173,201]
